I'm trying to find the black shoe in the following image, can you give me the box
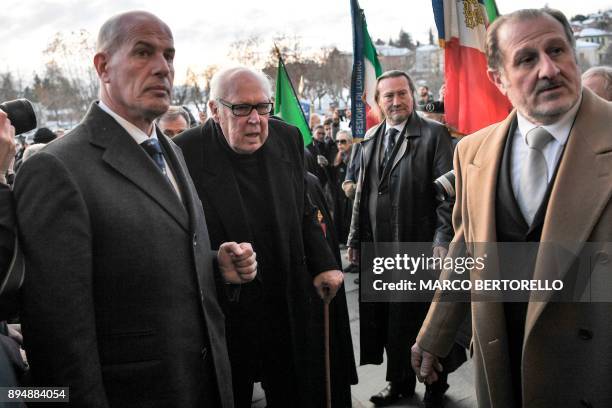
[369,382,414,406]
[423,383,449,408]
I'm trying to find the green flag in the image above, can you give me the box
[274,58,312,146]
[483,0,500,23]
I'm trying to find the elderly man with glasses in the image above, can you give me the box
[174,66,356,408]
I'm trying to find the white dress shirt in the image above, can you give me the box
[383,119,408,151]
[511,96,582,208]
[98,101,182,200]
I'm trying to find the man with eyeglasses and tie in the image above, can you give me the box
[13,12,256,407]
[413,8,612,408]
[174,66,355,408]
[347,69,457,407]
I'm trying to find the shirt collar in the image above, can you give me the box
[98,100,158,145]
[516,94,582,146]
[385,119,408,134]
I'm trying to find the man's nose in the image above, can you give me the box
[538,53,561,79]
[246,107,261,123]
[152,53,172,77]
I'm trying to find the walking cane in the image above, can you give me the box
[324,290,332,408]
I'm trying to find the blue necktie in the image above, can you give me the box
[141,138,167,176]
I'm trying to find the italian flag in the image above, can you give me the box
[350,0,383,138]
[432,0,512,135]
[274,56,312,146]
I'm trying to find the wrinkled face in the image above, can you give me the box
[377,76,414,126]
[313,127,325,141]
[488,15,581,125]
[211,72,270,154]
[97,17,175,125]
[335,134,352,153]
[159,115,188,138]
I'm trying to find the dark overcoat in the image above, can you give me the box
[175,118,355,407]
[14,104,233,407]
[348,112,455,372]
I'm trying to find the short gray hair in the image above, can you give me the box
[583,66,612,85]
[209,66,272,101]
[486,8,575,71]
[582,66,612,100]
[157,106,190,126]
[336,130,353,142]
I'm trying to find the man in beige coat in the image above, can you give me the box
[412,8,612,408]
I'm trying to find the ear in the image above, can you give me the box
[487,68,508,96]
[208,100,220,123]
[94,52,111,83]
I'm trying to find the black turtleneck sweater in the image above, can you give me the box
[217,133,283,293]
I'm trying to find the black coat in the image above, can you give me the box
[348,112,454,370]
[175,119,355,407]
[14,104,233,407]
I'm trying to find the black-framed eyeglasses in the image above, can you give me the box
[217,99,273,117]
[336,139,348,145]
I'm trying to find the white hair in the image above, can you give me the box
[336,129,353,142]
[209,66,272,101]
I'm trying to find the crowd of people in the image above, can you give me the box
[0,6,611,408]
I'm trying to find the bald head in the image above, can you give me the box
[97,11,172,56]
[208,67,272,155]
[209,67,272,101]
[93,10,175,133]
[582,66,612,102]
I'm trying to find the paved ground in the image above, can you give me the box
[253,249,477,407]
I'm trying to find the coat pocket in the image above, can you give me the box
[98,329,160,365]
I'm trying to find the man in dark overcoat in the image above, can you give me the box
[13,12,256,407]
[347,70,460,407]
[174,66,352,408]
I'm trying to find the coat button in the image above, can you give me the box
[578,328,593,340]
[201,347,208,360]
[192,233,197,247]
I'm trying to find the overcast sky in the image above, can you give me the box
[1,0,610,84]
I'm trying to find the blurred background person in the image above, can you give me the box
[157,105,190,138]
[582,66,612,101]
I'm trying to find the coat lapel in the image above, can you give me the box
[86,104,189,232]
[158,134,196,232]
[261,131,296,256]
[525,89,612,339]
[466,113,514,244]
[361,123,384,176]
[387,112,421,177]
[197,127,253,244]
